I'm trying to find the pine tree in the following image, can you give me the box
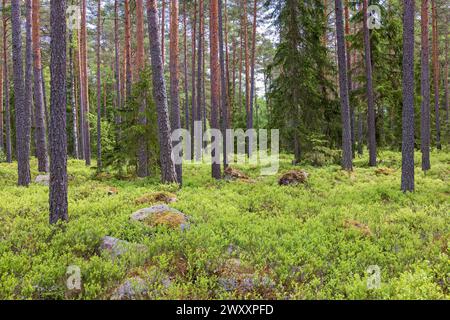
[3,0,12,163]
[49,0,68,223]
[420,0,431,171]
[401,0,415,192]
[32,0,49,172]
[170,0,182,183]
[335,0,353,171]
[12,0,31,186]
[96,0,102,171]
[146,0,178,184]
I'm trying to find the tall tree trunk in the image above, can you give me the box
[420,0,431,171]
[238,25,243,112]
[25,0,33,156]
[0,38,2,155]
[136,0,149,177]
[49,0,68,224]
[431,0,441,149]
[195,0,204,161]
[401,0,415,192]
[125,0,132,99]
[77,28,86,159]
[32,0,49,172]
[162,0,166,67]
[210,0,221,179]
[445,8,449,124]
[69,32,79,159]
[248,0,257,157]
[3,1,12,163]
[224,0,231,127]
[344,0,355,157]
[183,0,189,132]
[170,0,182,183]
[96,0,102,171]
[12,0,31,186]
[190,0,197,159]
[219,0,229,169]
[243,0,250,128]
[146,0,178,184]
[335,0,353,171]
[114,0,121,129]
[81,0,91,165]
[363,0,377,166]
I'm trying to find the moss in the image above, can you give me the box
[142,211,186,229]
[135,192,177,205]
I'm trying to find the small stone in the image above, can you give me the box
[99,236,146,258]
[35,175,50,186]
[278,170,309,186]
[110,277,147,300]
[131,205,189,230]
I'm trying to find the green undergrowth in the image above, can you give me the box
[0,150,448,300]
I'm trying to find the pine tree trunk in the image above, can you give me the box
[77,28,86,159]
[49,0,68,223]
[190,0,197,159]
[12,0,31,186]
[243,0,250,130]
[162,0,166,67]
[32,0,49,172]
[146,0,178,184]
[248,0,257,157]
[81,0,91,165]
[335,0,353,171]
[431,0,441,149]
[114,0,121,129]
[420,0,431,171]
[125,0,132,99]
[136,0,149,177]
[210,0,221,179]
[195,0,204,161]
[69,32,79,159]
[219,0,229,169]
[401,0,415,192]
[183,0,189,132]
[3,1,12,163]
[363,0,377,166]
[344,0,355,157]
[96,0,102,172]
[169,0,182,184]
[445,9,449,124]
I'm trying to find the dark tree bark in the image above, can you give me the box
[12,0,31,186]
[146,0,178,184]
[2,0,11,163]
[69,32,79,159]
[210,0,221,179]
[335,0,353,171]
[195,0,204,161]
[25,0,33,155]
[190,0,197,159]
[136,0,149,177]
[219,0,229,169]
[32,0,49,172]
[420,0,431,171]
[363,0,377,166]
[114,0,121,129]
[183,0,189,132]
[125,0,132,99]
[344,0,355,157]
[77,28,85,159]
[49,0,68,224]
[0,40,2,154]
[161,0,166,67]
[96,0,102,171]
[170,0,182,184]
[445,8,449,124]
[81,0,91,165]
[248,0,257,157]
[401,0,415,192]
[431,0,441,149]
[243,0,250,126]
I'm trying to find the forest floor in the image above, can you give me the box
[0,150,448,300]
